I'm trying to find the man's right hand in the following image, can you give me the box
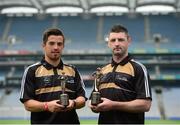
[45,100,65,112]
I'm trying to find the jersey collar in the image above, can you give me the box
[111,54,132,67]
[41,58,63,70]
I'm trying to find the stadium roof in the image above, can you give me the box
[0,0,180,16]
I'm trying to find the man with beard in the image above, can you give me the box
[20,28,87,124]
[89,24,152,124]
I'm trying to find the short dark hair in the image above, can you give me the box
[42,28,65,44]
[110,24,129,35]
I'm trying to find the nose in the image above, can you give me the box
[114,40,120,46]
[53,43,59,49]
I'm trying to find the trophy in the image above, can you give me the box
[91,68,102,105]
[59,72,69,107]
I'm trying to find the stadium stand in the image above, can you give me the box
[0,0,180,121]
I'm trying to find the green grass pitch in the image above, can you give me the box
[0,119,180,124]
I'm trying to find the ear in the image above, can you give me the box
[128,36,132,45]
[42,42,45,50]
[107,36,111,48]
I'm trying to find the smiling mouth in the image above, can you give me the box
[52,52,60,54]
[114,48,121,51]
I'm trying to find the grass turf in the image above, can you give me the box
[0,119,180,124]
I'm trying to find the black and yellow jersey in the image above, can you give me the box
[97,54,152,124]
[20,58,86,124]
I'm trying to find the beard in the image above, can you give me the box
[48,52,60,61]
[113,48,126,57]
[50,56,59,61]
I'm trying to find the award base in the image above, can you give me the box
[60,93,69,107]
[91,91,101,105]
